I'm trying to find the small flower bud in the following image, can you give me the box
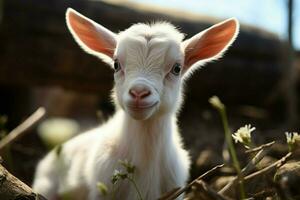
[97,182,108,196]
[285,132,300,152]
[209,96,225,110]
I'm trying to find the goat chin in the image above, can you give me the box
[125,103,158,120]
[33,7,239,200]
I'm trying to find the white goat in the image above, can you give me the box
[32,8,239,200]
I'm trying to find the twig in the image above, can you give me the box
[249,188,276,199]
[0,107,46,151]
[245,141,275,154]
[157,187,180,200]
[194,180,233,200]
[243,152,292,182]
[160,164,224,200]
[219,144,272,195]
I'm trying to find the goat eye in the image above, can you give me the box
[171,63,181,75]
[114,60,121,72]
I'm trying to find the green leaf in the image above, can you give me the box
[97,182,108,196]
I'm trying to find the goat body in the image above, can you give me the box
[33,8,239,200]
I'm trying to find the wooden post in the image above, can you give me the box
[286,0,298,125]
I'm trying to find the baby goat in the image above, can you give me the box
[32,8,239,200]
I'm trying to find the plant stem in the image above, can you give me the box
[112,183,116,200]
[219,107,246,199]
[128,177,143,200]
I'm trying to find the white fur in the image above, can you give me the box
[33,8,239,200]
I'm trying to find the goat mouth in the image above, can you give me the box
[127,102,158,110]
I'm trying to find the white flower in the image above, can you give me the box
[285,132,300,151]
[232,124,255,148]
[113,169,121,176]
[209,96,224,110]
[285,132,299,143]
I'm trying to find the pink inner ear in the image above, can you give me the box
[67,10,115,58]
[184,19,237,67]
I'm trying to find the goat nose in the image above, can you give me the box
[129,85,151,99]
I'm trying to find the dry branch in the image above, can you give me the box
[0,162,47,200]
[160,164,224,200]
[219,142,274,195]
[244,152,292,182]
[245,141,275,154]
[193,180,233,200]
[0,107,46,151]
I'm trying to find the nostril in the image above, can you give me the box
[129,89,138,98]
[140,90,151,98]
[129,88,151,99]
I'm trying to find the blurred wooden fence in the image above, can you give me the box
[0,0,286,105]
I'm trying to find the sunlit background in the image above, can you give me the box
[133,0,300,49]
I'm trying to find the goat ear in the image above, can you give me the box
[182,18,239,75]
[66,8,117,62]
